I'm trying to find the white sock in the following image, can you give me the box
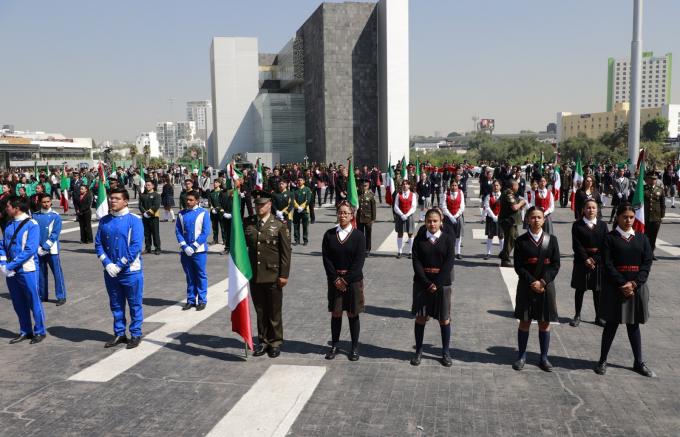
[455,238,462,254]
[486,239,493,254]
[499,239,505,254]
[397,237,403,254]
[672,197,676,207]
[406,238,413,254]
[169,210,175,221]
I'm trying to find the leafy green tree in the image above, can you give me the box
[642,117,669,142]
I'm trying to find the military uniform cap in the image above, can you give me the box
[252,190,273,204]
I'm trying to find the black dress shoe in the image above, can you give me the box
[293,241,299,246]
[539,359,553,372]
[595,319,606,327]
[325,345,338,360]
[56,299,66,306]
[30,334,46,344]
[267,346,281,358]
[440,353,453,367]
[501,261,514,268]
[348,347,359,361]
[253,343,269,357]
[303,241,308,246]
[652,255,658,261]
[9,334,33,344]
[594,361,607,375]
[512,358,526,371]
[410,351,422,366]
[154,249,160,255]
[196,303,206,311]
[407,253,412,259]
[144,249,152,254]
[455,254,462,260]
[126,336,142,349]
[569,316,581,327]
[633,362,655,377]
[396,253,401,259]
[182,303,195,311]
[105,335,128,348]
[484,254,489,260]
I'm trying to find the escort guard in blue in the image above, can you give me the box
[0,195,47,344]
[95,187,145,349]
[34,193,68,305]
[176,190,211,311]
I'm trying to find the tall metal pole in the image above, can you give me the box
[628,0,643,166]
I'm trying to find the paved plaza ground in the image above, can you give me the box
[1,181,679,436]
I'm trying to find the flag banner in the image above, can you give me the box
[255,159,264,190]
[632,150,646,233]
[228,192,254,351]
[95,161,109,219]
[570,156,583,211]
[347,158,359,227]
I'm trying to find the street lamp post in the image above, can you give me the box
[628,0,643,166]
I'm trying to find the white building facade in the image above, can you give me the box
[156,121,196,162]
[134,132,161,158]
[608,52,672,111]
[186,100,212,142]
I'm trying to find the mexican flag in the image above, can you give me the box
[401,156,407,181]
[415,157,420,177]
[226,160,242,182]
[139,166,146,194]
[347,158,359,227]
[553,166,561,200]
[59,168,70,212]
[228,191,253,351]
[385,165,395,206]
[632,150,646,233]
[95,161,109,219]
[570,156,583,211]
[254,159,264,190]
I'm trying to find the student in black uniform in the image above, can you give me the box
[512,206,560,372]
[594,203,654,377]
[409,208,455,367]
[321,201,366,361]
[570,199,608,327]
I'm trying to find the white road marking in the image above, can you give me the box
[499,266,558,325]
[655,238,680,257]
[206,365,326,437]
[472,228,499,244]
[376,230,398,253]
[60,223,99,235]
[68,277,229,382]
[663,212,680,219]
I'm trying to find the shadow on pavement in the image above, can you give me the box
[364,305,412,319]
[47,326,112,342]
[143,297,178,307]
[0,292,10,301]
[487,309,573,325]
[149,334,246,362]
[0,327,16,338]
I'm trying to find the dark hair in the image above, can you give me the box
[38,193,51,202]
[526,206,545,217]
[109,186,129,201]
[425,208,443,220]
[616,202,635,216]
[582,198,598,210]
[336,200,354,214]
[185,190,200,200]
[7,195,29,212]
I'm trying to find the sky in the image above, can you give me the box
[1,0,679,142]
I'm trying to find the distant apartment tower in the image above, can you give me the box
[607,52,672,111]
[134,132,161,158]
[156,121,196,161]
[186,101,212,142]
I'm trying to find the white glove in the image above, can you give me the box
[240,192,245,198]
[493,216,498,223]
[38,247,48,256]
[223,213,232,219]
[400,214,407,221]
[6,270,15,278]
[143,211,151,218]
[211,208,216,214]
[297,207,304,213]
[618,193,622,198]
[105,263,121,278]
[183,246,195,257]
[276,211,284,220]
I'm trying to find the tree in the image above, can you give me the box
[446,131,461,138]
[129,145,138,161]
[642,117,669,142]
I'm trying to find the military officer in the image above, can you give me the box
[272,179,293,237]
[498,179,526,268]
[209,179,227,246]
[644,172,665,260]
[292,176,312,246]
[244,190,291,358]
[357,178,376,255]
[139,180,161,255]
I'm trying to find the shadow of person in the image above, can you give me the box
[143,297,178,307]
[0,292,10,301]
[487,309,573,326]
[147,335,245,362]
[47,326,112,343]
[0,327,16,338]
[364,305,412,319]
[329,340,413,361]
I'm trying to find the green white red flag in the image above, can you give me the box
[255,159,264,190]
[632,149,646,233]
[228,191,253,351]
[95,161,109,219]
[570,156,583,211]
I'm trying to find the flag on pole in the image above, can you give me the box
[255,158,264,190]
[632,149,646,233]
[385,165,395,206]
[95,161,109,219]
[59,167,70,212]
[415,157,420,178]
[553,166,561,200]
[347,158,359,227]
[401,156,407,181]
[139,166,146,194]
[570,155,583,211]
[228,191,254,351]
[226,160,242,183]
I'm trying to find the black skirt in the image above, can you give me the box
[327,280,365,314]
[570,263,602,291]
[485,217,503,238]
[411,284,452,321]
[600,282,649,324]
[443,217,461,239]
[514,281,558,322]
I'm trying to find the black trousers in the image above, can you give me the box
[371,185,382,203]
[324,186,335,203]
[251,282,283,347]
[357,222,372,251]
[644,221,661,252]
[309,191,316,223]
[78,211,93,243]
[210,212,227,245]
[431,190,441,206]
[560,188,570,207]
[315,187,322,206]
[143,216,161,250]
[240,194,253,218]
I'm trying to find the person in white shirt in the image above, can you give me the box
[393,180,418,259]
[442,180,465,259]
[482,181,504,260]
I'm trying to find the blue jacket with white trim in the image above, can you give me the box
[95,208,144,275]
[176,206,211,253]
[0,214,40,273]
[33,209,62,254]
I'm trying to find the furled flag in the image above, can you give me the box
[401,156,407,181]
[570,155,583,211]
[347,157,359,227]
[95,161,109,219]
[226,160,242,183]
[255,158,264,190]
[139,166,146,194]
[385,164,395,206]
[632,149,646,233]
[553,166,561,200]
[59,167,70,212]
[228,191,254,351]
[415,156,420,178]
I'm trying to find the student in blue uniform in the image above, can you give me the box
[0,195,46,344]
[34,193,68,305]
[176,190,211,311]
[95,187,145,349]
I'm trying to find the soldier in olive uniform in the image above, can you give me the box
[208,180,227,246]
[272,179,293,237]
[644,172,665,260]
[139,180,161,254]
[357,179,377,255]
[245,190,292,358]
[292,176,313,246]
[498,179,527,267]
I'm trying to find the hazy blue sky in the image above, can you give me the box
[1,0,679,141]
